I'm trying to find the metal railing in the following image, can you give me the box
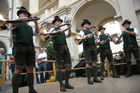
[0,51,126,89]
[0,58,85,89]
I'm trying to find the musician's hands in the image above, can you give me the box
[33,20,38,24]
[100,40,105,45]
[66,21,70,24]
[87,34,93,38]
[67,24,71,28]
[20,17,28,22]
[114,41,121,44]
[106,33,109,36]
[59,30,65,33]
[123,30,129,33]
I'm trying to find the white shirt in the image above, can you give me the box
[120,28,139,41]
[32,28,39,36]
[38,52,47,61]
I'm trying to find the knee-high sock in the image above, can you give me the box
[65,70,71,85]
[86,68,91,80]
[101,65,104,77]
[126,61,132,74]
[26,73,34,92]
[136,60,140,73]
[92,66,97,79]
[12,74,22,93]
[56,71,63,86]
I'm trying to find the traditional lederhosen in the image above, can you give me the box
[51,27,71,68]
[99,33,120,79]
[12,23,35,68]
[82,29,97,63]
[99,34,113,65]
[122,28,140,75]
[81,29,102,83]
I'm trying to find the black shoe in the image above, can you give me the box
[29,89,38,93]
[112,74,120,78]
[93,78,102,83]
[100,76,104,80]
[65,83,74,89]
[60,85,66,92]
[88,79,93,85]
[125,74,133,78]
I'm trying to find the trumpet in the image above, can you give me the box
[51,23,71,33]
[40,17,72,41]
[115,32,125,43]
[0,17,40,31]
[42,17,72,36]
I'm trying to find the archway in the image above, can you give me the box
[72,0,121,53]
[73,0,118,32]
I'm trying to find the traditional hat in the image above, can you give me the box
[98,26,106,31]
[52,16,63,24]
[122,20,131,26]
[81,19,91,27]
[17,6,31,17]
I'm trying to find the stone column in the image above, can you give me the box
[29,0,39,13]
[119,0,140,46]
[119,0,140,31]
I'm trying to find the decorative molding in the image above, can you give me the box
[32,0,57,16]
[55,6,72,16]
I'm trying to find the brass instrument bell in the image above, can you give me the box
[40,27,50,41]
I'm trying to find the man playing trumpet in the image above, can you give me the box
[11,7,39,93]
[97,26,120,80]
[79,19,102,84]
[115,20,140,77]
[49,16,74,92]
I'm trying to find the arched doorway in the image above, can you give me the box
[72,0,120,53]
[73,0,118,31]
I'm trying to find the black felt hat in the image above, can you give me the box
[98,26,106,31]
[52,16,63,24]
[17,6,31,17]
[81,19,91,27]
[122,20,131,26]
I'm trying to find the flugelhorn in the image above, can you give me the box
[115,32,125,43]
[114,28,127,44]
[42,17,72,36]
[0,17,40,31]
[52,16,72,33]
